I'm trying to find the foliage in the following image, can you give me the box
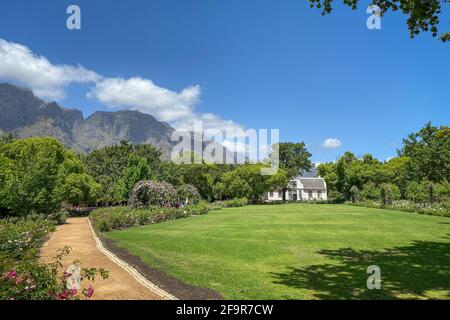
[360,182,381,201]
[215,198,249,208]
[90,198,248,232]
[112,154,155,203]
[380,183,400,207]
[318,123,449,208]
[349,185,360,203]
[399,123,450,182]
[351,200,450,217]
[177,184,201,205]
[308,0,450,41]
[276,142,312,200]
[0,218,108,300]
[218,164,288,202]
[81,141,162,203]
[405,181,428,203]
[0,137,99,216]
[56,173,101,206]
[128,180,178,208]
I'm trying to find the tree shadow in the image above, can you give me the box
[271,236,450,299]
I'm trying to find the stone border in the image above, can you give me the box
[87,219,178,300]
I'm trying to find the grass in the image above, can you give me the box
[104,204,450,300]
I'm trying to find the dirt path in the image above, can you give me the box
[40,217,166,300]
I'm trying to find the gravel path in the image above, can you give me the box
[40,217,166,300]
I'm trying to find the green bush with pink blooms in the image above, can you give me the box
[129,180,179,208]
[0,218,108,300]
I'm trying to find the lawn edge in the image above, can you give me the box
[89,219,223,300]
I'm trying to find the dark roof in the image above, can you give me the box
[298,178,327,190]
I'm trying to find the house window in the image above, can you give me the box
[291,181,297,189]
[269,191,274,197]
[308,191,313,199]
[318,191,322,199]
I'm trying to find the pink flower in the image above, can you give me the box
[70,288,78,295]
[57,290,69,300]
[84,286,94,298]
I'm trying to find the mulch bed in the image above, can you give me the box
[99,236,223,300]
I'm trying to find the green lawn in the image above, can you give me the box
[105,204,450,300]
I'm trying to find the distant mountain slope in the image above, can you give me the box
[0,83,234,161]
[0,83,175,157]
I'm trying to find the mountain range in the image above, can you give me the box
[0,83,193,159]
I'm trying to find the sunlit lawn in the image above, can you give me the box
[105,204,450,299]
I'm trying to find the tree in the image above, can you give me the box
[399,123,450,182]
[277,142,312,201]
[361,182,381,201]
[381,157,410,198]
[0,137,98,215]
[113,154,154,203]
[56,173,101,206]
[82,143,162,202]
[405,181,428,203]
[308,0,450,42]
[219,164,289,202]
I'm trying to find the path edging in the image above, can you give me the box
[87,218,178,300]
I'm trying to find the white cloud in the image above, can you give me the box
[0,39,100,100]
[0,38,244,135]
[88,76,245,133]
[322,138,342,149]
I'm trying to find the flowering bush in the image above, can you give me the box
[177,184,201,205]
[0,216,55,261]
[350,200,450,217]
[214,198,248,208]
[1,246,108,300]
[0,218,108,300]
[90,201,230,232]
[90,207,191,232]
[129,180,178,208]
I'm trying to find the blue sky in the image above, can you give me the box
[0,0,449,163]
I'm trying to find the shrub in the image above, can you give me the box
[0,218,108,300]
[129,180,178,208]
[90,207,191,232]
[350,200,450,217]
[215,198,248,208]
[360,182,380,201]
[0,217,55,261]
[48,210,69,225]
[1,246,108,300]
[178,184,201,205]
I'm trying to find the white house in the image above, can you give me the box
[266,170,327,202]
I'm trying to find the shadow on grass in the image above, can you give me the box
[271,236,450,299]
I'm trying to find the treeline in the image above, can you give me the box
[0,136,294,216]
[81,140,290,204]
[318,123,450,207]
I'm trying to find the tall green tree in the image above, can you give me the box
[277,142,312,201]
[399,123,450,182]
[82,142,162,202]
[0,137,98,215]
